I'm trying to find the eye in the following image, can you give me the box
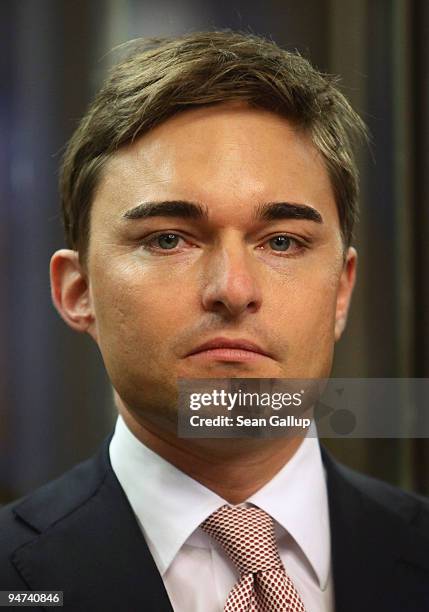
[268,235,292,251]
[154,233,182,249]
[258,234,304,255]
[141,232,187,252]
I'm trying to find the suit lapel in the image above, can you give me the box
[11,442,173,611]
[322,448,429,612]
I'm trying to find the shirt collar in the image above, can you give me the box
[248,422,331,590]
[109,416,225,575]
[109,416,330,589]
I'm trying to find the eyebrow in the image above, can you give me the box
[123,200,208,220]
[122,200,323,224]
[253,201,323,224]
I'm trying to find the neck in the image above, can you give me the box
[119,406,305,504]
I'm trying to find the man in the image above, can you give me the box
[1,31,428,612]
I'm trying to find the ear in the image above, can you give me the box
[50,249,97,340]
[335,246,357,341]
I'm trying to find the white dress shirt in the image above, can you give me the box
[109,416,334,611]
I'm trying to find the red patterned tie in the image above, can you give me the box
[201,505,306,612]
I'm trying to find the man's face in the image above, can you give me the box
[84,103,355,426]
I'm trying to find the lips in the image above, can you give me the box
[186,337,272,358]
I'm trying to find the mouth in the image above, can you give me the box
[185,337,273,363]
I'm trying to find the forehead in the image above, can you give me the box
[92,103,337,226]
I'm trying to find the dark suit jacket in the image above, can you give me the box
[1,439,428,611]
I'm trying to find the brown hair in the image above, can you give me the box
[60,30,367,259]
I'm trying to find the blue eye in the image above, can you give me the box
[156,233,181,249]
[269,236,291,251]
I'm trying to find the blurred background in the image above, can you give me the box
[1,0,428,504]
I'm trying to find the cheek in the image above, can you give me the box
[90,262,190,354]
[269,263,340,339]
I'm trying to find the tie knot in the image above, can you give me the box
[201,505,283,575]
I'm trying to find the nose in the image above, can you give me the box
[201,236,262,318]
